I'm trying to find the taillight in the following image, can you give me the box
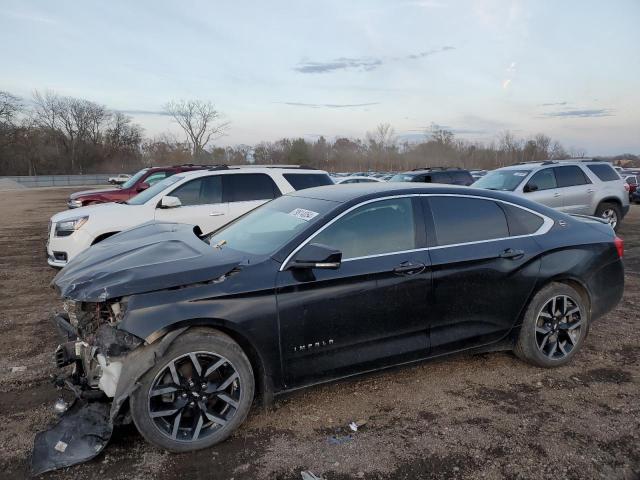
[614,236,624,258]
[624,183,630,192]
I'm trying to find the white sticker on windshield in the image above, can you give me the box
[514,172,527,176]
[289,208,319,221]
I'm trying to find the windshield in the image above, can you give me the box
[473,170,531,191]
[207,195,335,256]
[120,168,149,189]
[126,175,183,205]
[389,174,415,182]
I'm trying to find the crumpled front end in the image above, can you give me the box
[32,298,144,475]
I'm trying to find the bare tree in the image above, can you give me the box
[163,99,229,158]
[0,91,23,127]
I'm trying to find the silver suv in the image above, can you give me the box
[474,160,629,230]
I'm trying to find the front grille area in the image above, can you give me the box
[62,301,111,339]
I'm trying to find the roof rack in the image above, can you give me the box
[410,166,462,171]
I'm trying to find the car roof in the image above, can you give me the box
[288,182,513,203]
[172,166,327,180]
[498,160,615,171]
[399,167,469,174]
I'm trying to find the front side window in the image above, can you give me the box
[126,175,183,205]
[312,198,416,259]
[145,171,169,185]
[429,196,508,246]
[525,169,557,191]
[554,166,590,187]
[222,173,280,202]
[169,176,222,206]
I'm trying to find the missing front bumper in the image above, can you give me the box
[31,400,112,476]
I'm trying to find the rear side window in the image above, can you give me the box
[526,169,557,191]
[222,174,281,202]
[312,198,416,259]
[500,203,544,236]
[587,164,620,181]
[554,166,590,187]
[450,171,473,185]
[283,173,333,190]
[626,176,637,185]
[429,172,453,184]
[429,196,509,246]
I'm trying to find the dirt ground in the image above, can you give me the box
[0,187,638,480]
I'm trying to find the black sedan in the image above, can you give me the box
[40,183,624,471]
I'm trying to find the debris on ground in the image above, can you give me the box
[301,470,324,480]
[327,434,353,445]
[348,419,367,432]
[10,365,27,373]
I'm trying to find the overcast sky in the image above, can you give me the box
[1,0,639,155]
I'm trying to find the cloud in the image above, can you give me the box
[280,102,380,109]
[3,10,57,24]
[540,101,568,107]
[404,0,446,7]
[294,58,383,74]
[294,46,455,74]
[542,109,614,118]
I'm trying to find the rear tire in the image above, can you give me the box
[595,202,621,231]
[130,329,254,452]
[514,283,589,368]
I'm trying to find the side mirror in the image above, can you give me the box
[523,183,538,193]
[289,243,342,270]
[137,182,150,192]
[159,196,182,209]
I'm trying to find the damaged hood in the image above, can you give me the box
[53,222,247,301]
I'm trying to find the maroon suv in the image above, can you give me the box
[67,164,206,208]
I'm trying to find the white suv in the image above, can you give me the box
[474,160,629,230]
[47,166,333,267]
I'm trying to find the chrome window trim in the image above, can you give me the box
[280,193,554,271]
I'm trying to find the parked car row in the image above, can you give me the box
[35,159,627,472]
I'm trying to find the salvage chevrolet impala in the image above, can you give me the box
[34,183,624,473]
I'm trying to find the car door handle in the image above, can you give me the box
[553,192,561,197]
[393,262,426,276]
[209,212,225,216]
[587,189,595,193]
[499,248,525,260]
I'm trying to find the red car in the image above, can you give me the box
[67,164,207,208]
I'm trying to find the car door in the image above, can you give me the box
[222,173,281,222]
[424,195,545,355]
[522,168,563,209]
[154,175,229,232]
[276,197,432,387]
[553,165,593,214]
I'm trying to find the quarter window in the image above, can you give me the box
[525,169,557,191]
[222,174,281,202]
[553,166,590,187]
[429,196,509,246]
[500,204,544,236]
[586,164,620,181]
[312,198,416,259]
[283,173,334,190]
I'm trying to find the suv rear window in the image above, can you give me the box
[587,164,620,181]
[283,173,333,190]
[222,174,281,202]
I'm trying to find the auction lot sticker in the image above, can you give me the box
[289,208,319,221]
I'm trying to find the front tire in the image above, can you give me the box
[595,202,622,231]
[514,283,589,368]
[130,329,254,452]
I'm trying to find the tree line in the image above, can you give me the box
[0,89,614,177]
